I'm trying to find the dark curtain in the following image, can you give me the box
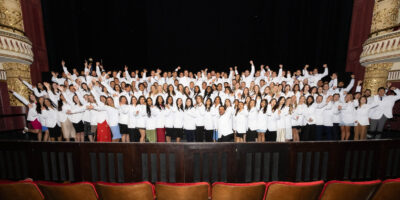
[41,0,353,78]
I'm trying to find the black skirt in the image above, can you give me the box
[49,126,62,138]
[72,121,84,133]
[119,123,128,134]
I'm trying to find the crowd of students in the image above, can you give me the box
[9,60,400,143]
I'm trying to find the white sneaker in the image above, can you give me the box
[22,127,28,134]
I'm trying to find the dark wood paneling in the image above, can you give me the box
[0,140,399,183]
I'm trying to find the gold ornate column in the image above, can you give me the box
[0,0,34,106]
[363,63,393,92]
[361,0,400,94]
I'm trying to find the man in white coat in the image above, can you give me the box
[217,106,234,142]
[369,85,400,139]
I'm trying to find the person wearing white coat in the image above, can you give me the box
[203,98,215,142]
[128,96,140,142]
[247,100,259,142]
[118,96,130,142]
[145,97,158,142]
[92,96,122,142]
[233,102,248,142]
[354,96,378,140]
[275,97,288,142]
[136,96,148,142]
[369,86,400,139]
[164,96,175,142]
[172,98,185,142]
[194,95,206,142]
[67,95,86,142]
[292,96,306,142]
[217,105,234,142]
[10,90,43,141]
[42,98,62,141]
[154,95,167,142]
[256,99,268,142]
[266,99,279,141]
[183,98,197,142]
[338,94,358,140]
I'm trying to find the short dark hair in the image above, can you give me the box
[378,87,385,92]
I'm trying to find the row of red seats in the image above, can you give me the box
[0,178,399,200]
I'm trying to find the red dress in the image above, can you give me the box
[156,128,166,142]
[97,120,111,142]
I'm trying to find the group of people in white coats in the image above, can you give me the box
[9,59,400,143]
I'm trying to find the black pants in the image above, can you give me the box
[266,130,277,141]
[246,130,258,142]
[302,124,316,141]
[333,123,340,140]
[128,128,140,142]
[218,133,234,142]
[204,129,213,142]
[185,130,195,142]
[195,126,205,142]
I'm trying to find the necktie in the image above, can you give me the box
[380,97,383,101]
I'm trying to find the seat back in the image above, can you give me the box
[155,182,210,200]
[319,180,381,200]
[37,181,98,200]
[265,181,324,200]
[371,178,400,200]
[0,181,44,200]
[95,181,155,200]
[212,182,266,200]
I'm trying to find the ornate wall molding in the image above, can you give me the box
[360,30,400,65]
[0,29,33,64]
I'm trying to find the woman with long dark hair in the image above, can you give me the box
[42,98,62,141]
[136,96,148,142]
[145,97,157,142]
[155,95,166,142]
[234,102,248,142]
[164,96,175,142]
[183,98,197,142]
[256,99,268,142]
[9,90,43,141]
[172,98,185,142]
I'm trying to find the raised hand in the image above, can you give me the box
[351,74,355,79]
[323,64,327,68]
[357,80,363,86]
[279,64,283,68]
[249,60,254,65]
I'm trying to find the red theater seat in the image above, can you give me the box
[0,180,44,200]
[319,180,381,200]
[371,178,400,200]
[265,181,324,200]
[212,182,267,200]
[95,181,155,200]
[37,181,98,200]
[155,182,210,200]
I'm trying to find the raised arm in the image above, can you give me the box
[343,75,355,92]
[249,60,255,78]
[10,90,30,105]
[319,64,328,79]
